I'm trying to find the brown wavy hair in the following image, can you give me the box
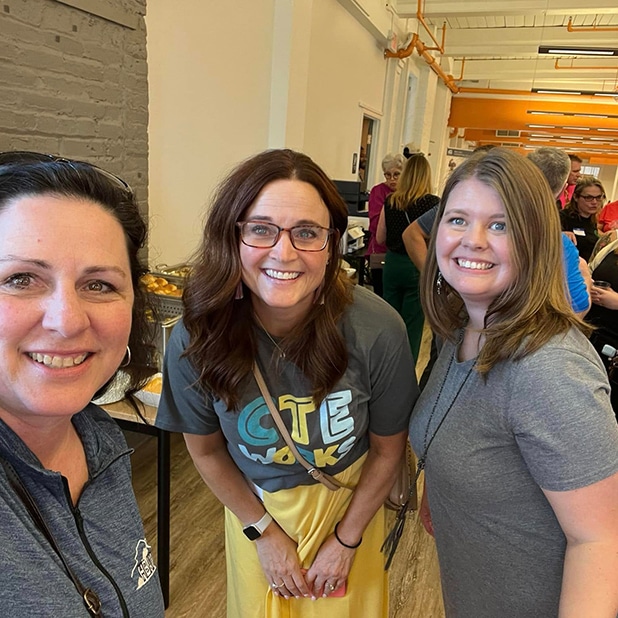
[420,147,590,376]
[183,149,353,409]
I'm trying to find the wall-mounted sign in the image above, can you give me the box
[447,148,473,158]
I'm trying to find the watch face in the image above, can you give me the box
[243,525,261,541]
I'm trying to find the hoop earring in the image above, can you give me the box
[120,346,131,368]
[436,272,443,295]
[235,281,244,300]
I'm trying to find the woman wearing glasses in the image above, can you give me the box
[155,149,418,617]
[0,153,164,616]
[560,176,606,261]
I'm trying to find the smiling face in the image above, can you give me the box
[0,195,134,429]
[436,178,514,324]
[239,179,331,333]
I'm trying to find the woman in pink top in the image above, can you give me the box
[366,153,404,296]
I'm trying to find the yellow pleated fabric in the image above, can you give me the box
[225,456,388,618]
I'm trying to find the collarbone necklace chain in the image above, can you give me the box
[254,313,286,360]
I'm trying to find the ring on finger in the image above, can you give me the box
[271,582,284,589]
[327,583,336,592]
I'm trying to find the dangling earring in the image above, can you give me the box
[436,272,443,295]
[235,280,244,300]
[120,346,132,368]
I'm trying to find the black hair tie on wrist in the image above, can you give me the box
[334,521,362,549]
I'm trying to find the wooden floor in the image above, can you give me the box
[127,323,445,617]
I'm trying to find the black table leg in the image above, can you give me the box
[157,428,171,608]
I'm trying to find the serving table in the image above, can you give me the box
[101,399,170,608]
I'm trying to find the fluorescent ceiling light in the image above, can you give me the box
[528,111,564,116]
[538,46,616,56]
[563,126,589,130]
[527,124,556,128]
[573,113,610,118]
[598,128,618,132]
[534,89,582,95]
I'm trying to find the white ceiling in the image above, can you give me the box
[390,1,618,160]
[394,0,618,92]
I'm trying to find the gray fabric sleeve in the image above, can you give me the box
[416,204,438,236]
[508,341,618,491]
[154,321,221,435]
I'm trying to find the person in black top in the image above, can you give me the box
[376,153,439,359]
[587,230,618,417]
[559,176,605,261]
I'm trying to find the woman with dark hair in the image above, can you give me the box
[0,152,164,616]
[155,149,417,617]
[376,153,439,359]
[560,175,606,261]
[410,148,618,616]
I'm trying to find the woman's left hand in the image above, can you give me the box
[590,285,618,310]
[304,534,356,598]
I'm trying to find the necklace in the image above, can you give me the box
[254,314,286,360]
[418,338,474,476]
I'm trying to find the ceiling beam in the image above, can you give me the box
[395,1,618,19]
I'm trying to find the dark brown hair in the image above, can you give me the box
[420,148,590,376]
[183,149,353,409]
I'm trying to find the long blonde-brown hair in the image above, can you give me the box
[420,148,590,376]
[389,153,433,210]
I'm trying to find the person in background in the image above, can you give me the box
[365,153,404,297]
[155,149,418,617]
[0,152,164,616]
[560,176,605,262]
[527,147,591,315]
[410,147,618,617]
[558,154,582,208]
[587,230,618,417]
[376,153,439,360]
[598,198,618,234]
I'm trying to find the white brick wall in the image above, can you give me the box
[0,0,148,209]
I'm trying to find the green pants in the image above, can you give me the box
[383,250,424,361]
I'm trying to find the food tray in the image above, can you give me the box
[149,293,183,318]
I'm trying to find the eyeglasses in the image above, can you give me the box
[237,221,334,251]
[384,171,401,180]
[578,194,605,203]
[0,151,132,194]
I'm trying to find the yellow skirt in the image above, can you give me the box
[225,456,388,618]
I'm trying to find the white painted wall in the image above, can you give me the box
[145,0,452,264]
[146,1,275,265]
[302,0,387,180]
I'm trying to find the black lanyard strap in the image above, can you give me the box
[0,455,102,617]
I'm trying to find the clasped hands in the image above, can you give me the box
[256,525,354,600]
